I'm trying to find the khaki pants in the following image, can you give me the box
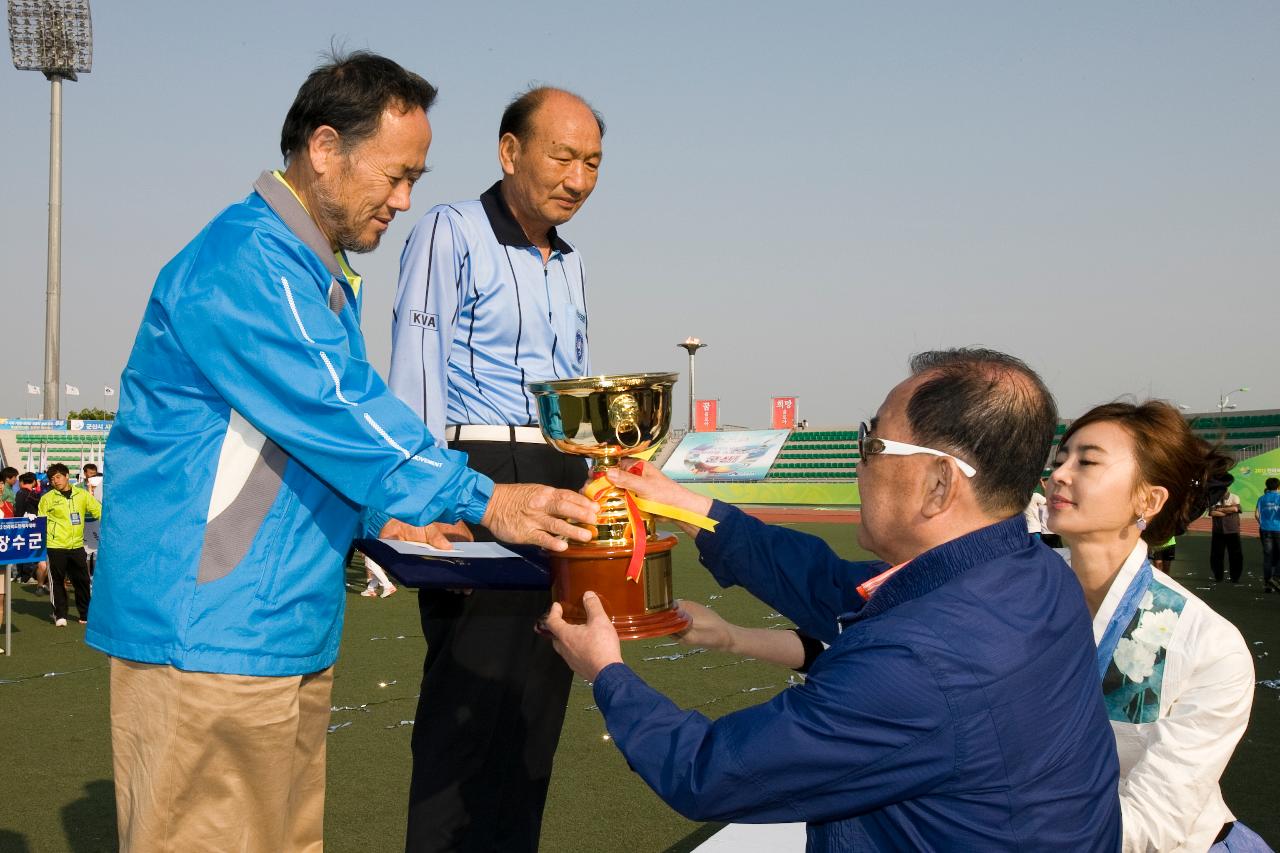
[110,658,333,852]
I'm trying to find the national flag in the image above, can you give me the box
[103,386,116,397]
[26,383,41,395]
[65,384,81,396]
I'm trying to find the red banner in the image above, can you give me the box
[771,397,797,430]
[695,399,718,432]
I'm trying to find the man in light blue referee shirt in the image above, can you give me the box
[389,87,603,853]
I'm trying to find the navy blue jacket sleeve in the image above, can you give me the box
[695,501,887,643]
[593,638,956,824]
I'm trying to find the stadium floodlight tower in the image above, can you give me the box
[1217,386,1249,441]
[7,0,93,420]
[676,337,707,432]
[1218,386,1249,416]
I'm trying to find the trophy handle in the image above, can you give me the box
[608,393,644,450]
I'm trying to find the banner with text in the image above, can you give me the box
[695,399,718,432]
[771,397,797,430]
[1231,446,1280,510]
[661,430,790,481]
[0,517,48,565]
[69,420,113,432]
[0,418,66,431]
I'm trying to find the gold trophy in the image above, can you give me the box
[528,373,691,640]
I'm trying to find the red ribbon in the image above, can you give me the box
[623,490,646,583]
[588,469,647,584]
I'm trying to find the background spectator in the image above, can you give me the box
[81,464,104,573]
[0,467,17,517]
[1209,474,1244,583]
[38,463,101,627]
[1257,478,1280,593]
[12,473,46,587]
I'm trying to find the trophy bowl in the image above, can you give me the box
[529,372,677,468]
[528,373,690,640]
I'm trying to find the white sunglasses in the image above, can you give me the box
[858,421,978,478]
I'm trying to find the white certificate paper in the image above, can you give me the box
[379,539,522,560]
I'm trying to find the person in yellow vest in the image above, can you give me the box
[1150,535,1176,572]
[38,463,101,627]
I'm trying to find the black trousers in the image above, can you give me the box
[48,547,90,621]
[1262,530,1280,581]
[406,440,588,853]
[1210,531,1243,582]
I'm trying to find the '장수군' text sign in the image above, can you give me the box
[0,517,48,565]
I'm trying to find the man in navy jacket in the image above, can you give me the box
[546,348,1121,852]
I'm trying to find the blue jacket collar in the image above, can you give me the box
[253,172,344,280]
[842,514,1031,626]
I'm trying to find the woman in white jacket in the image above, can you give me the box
[1049,401,1268,852]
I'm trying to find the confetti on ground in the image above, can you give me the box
[327,721,353,733]
[689,683,782,709]
[700,657,757,671]
[384,720,415,729]
[643,647,708,662]
[1258,680,1280,690]
[0,665,108,685]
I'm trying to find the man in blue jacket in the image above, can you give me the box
[546,348,1122,852]
[87,52,597,853]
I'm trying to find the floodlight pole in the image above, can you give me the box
[9,0,95,420]
[677,337,707,432]
[43,71,64,419]
[1217,386,1249,442]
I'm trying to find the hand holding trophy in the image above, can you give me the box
[529,372,716,639]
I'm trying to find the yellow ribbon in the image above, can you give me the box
[582,477,719,532]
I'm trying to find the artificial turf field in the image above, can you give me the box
[1,525,1277,852]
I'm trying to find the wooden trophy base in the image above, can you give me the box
[547,533,690,640]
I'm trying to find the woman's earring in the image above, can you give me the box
[1136,516,1148,531]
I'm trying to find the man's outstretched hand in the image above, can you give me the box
[604,461,713,537]
[542,591,623,681]
[379,518,474,550]
[482,483,598,551]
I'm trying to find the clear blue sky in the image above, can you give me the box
[3,1,1277,426]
